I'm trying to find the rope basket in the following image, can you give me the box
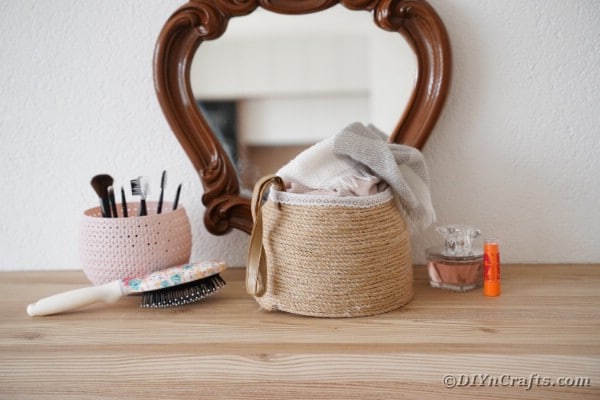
[247,175,413,318]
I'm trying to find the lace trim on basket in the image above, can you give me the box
[269,188,394,208]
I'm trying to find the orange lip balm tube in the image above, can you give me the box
[483,239,501,297]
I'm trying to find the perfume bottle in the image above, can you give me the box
[426,225,483,292]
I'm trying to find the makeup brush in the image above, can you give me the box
[120,186,128,218]
[173,183,182,210]
[157,170,167,214]
[90,174,114,218]
[107,186,118,218]
[130,176,149,216]
[26,261,227,316]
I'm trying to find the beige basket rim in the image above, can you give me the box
[268,187,394,208]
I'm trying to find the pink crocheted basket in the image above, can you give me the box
[79,202,192,284]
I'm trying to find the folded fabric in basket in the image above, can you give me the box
[277,122,436,230]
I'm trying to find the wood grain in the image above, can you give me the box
[1,265,598,399]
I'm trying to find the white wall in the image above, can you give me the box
[417,0,600,263]
[0,0,248,270]
[1,0,599,271]
[191,8,416,146]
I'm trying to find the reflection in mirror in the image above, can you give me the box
[191,6,417,190]
[154,0,451,235]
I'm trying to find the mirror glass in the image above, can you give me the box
[190,5,417,191]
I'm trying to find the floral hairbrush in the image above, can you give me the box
[27,261,226,316]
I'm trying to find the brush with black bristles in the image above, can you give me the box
[27,261,227,316]
[90,174,114,218]
[130,176,149,216]
[141,273,226,308]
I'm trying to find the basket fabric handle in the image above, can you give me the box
[246,175,285,297]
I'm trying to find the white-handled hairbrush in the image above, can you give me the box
[27,261,226,316]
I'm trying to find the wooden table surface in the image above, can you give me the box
[1,264,599,399]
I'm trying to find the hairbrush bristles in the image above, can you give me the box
[140,274,226,308]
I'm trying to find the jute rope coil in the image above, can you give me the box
[247,175,413,318]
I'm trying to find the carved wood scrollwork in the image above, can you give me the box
[153,0,451,235]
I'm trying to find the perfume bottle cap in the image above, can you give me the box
[435,224,481,257]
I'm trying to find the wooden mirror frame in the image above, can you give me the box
[154,0,451,235]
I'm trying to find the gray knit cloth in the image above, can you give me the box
[334,122,435,229]
[277,122,436,230]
